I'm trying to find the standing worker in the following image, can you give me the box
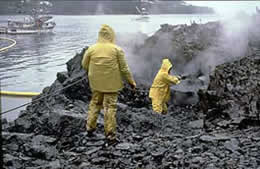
[81,24,136,144]
[149,58,181,115]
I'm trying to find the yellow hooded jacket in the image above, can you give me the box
[82,24,135,92]
[149,59,180,106]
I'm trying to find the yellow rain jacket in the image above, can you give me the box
[82,24,135,92]
[149,59,180,114]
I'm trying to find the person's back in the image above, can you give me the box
[82,24,136,144]
[83,25,135,92]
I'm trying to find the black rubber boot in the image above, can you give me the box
[105,135,120,147]
[87,130,95,137]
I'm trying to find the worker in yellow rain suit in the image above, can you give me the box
[149,58,181,115]
[81,24,136,142]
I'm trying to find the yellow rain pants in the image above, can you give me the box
[151,97,168,115]
[87,91,118,140]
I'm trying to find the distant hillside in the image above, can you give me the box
[0,1,214,15]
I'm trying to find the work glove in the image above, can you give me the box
[129,81,136,91]
[176,75,182,80]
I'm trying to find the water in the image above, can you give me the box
[0,14,222,121]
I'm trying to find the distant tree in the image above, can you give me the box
[12,0,53,17]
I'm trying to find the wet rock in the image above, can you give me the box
[85,133,106,141]
[48,110,85,135]
[132,133,143,141]
[57,72,69,84]
[116,143,133,150]
[174,148,184,160]
[79,162,91,169]
[91,157,109,165]
[192,156,204,164]
[224,138,240,153]
[3,154,23,169]
[66,48,88,78]
[200,135,230,143]
[190,146,202,154]
[86,141,105,147]
[151,147,167,158]
[252,137,260,141]
[112,150,123,157]
[13,115,33,132]
[230,117,244,125]
[2,118,9,130]
[74,147,87,153]
[182,138,193,148]
[133,153,146,160]
[84,147,102,156]
[117,103,128,112]
[26,160,61,169]
[200,135,217,142]
[172,134,184,138]
[217,120,230,128]
[188,119,204,129]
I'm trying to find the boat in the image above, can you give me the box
[136,6,149,20]
[135,0,154,21]
[6,15,56,34]
[3,0,56,34]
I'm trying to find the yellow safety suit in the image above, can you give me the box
[82,24,136,140]
[149,59,180,114]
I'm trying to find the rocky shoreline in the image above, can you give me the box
[0,1,214,15]
[2,15,260,169]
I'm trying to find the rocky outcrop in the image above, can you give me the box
[197,48,260,129]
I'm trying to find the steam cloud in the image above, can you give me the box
[184,12,256,78]
[116,11,260,88]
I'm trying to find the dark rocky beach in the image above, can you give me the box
[2,13,260,169]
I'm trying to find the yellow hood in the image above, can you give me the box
[97,24,115,43]
[160,59,172,72]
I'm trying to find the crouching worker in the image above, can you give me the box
[149,58,181,115]
[81,24,136,143]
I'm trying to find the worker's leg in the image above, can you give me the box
[103,92,118,141]
[162,102,168,115]
[86,91,104,132]
[151,98,163,114]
